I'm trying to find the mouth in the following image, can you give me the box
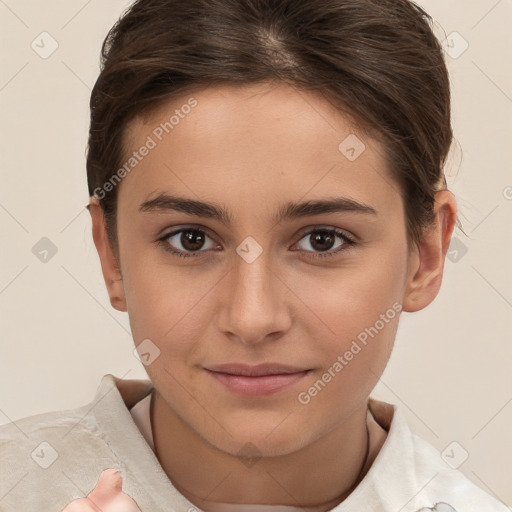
[203,363,311,397]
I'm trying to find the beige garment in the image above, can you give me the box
[0,374,506,511]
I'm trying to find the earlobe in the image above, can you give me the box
[402,190,457,313]
[88,197,127,312]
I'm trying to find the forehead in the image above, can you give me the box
[128,82,370,149]
[118,82,398,214]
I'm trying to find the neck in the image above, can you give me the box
[151,392,377,510]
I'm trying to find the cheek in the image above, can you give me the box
[295,281,401,420]
[290,244,406,377]
[294,251,405,337]
[122,250,218,355]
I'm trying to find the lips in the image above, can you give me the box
[205,363,309,377]
[204,363,311,397]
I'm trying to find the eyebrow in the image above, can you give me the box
[138,192,377,225]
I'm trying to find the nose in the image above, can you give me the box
[216,248,292,346]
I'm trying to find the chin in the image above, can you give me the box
[219,435,306,460]
[204,416,312,459]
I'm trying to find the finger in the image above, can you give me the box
[87,468,123,507]
[61,497,102,512]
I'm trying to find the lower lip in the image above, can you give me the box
[205,369,310,397]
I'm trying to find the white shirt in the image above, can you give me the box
[0,373,507,511]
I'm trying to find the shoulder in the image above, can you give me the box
[0,400,109,455]
[408,432,507,511]
[366,399,508,512]
[0,378,122,459]
[0,386,126,510]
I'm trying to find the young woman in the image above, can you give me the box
[0,0,506,511]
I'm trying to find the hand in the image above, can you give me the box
[62,468,141,511]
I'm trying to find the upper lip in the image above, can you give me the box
[205,363,310,377]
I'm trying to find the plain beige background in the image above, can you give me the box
[1,0,511,506]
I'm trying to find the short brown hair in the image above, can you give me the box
[86,0,458,257]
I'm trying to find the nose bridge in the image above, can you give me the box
[218,246,290,343]
[234,250,272,305]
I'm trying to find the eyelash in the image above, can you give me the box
[156,226,357,259]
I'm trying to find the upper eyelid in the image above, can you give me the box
[161,225,355,249]
[296,225,355,241]
[161,224,218,241]
[161,224,353,238]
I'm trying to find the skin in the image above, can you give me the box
[89,82,456,510]
[62,469,140,511]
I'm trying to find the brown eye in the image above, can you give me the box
[159,228,217,258]
[308,230,337,252]
[295,228,356,258]
[180,229,206,251]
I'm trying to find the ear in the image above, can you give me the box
[402,190,457,313]
[88,196,127,312]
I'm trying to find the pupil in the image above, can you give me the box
[311,231,334,252]
[182,230,204,251]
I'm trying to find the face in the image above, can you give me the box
[96,82,428,457]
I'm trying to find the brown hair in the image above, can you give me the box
[86,0,458,258]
